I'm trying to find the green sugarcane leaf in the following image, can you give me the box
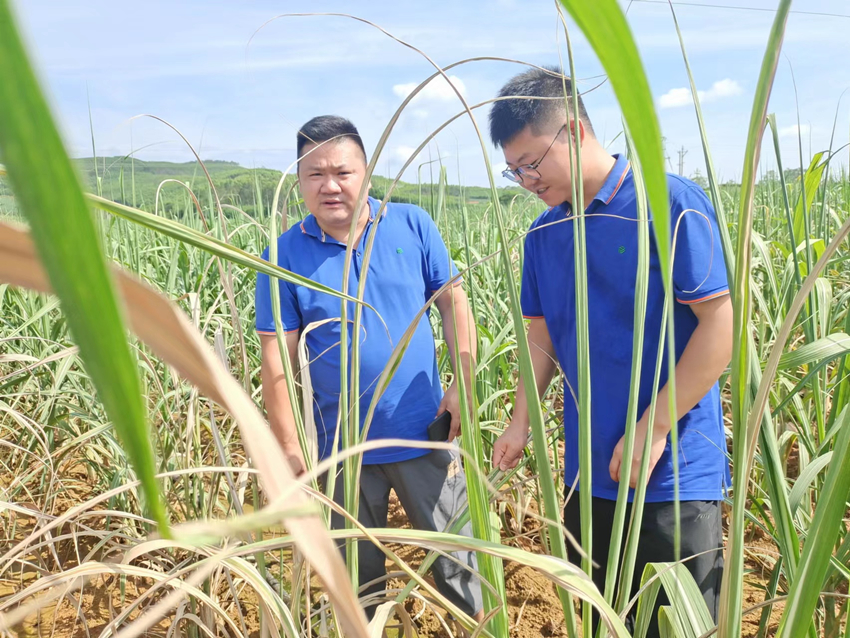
[778,407,850,637]
[722,3,794,636]
[89,194,379,314]
[555,1,669,280]
[787,451,833,517]
[778,333,850,370]
[0,0,169,532]
[666,2,735,274]
[635,562,714,638]
[792,152,828,247]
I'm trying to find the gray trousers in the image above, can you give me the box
[328,448,483,619]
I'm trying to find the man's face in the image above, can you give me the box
[502,122,575,208]
[298,139,369,228]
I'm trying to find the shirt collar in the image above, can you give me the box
[592,153,631,206]
[299,213,323,240]
[299,196,385,243]
[367,196,387,221]
[554,154,631,218]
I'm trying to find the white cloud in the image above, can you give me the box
[395,145,419,162]
[779,124,811,138]
[658,79,743,109]
[658,87,693,109]
[704,78,743,100]
[393,75,467,104]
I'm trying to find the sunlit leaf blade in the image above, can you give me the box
[777,332,850,370]
[0,219,371,637]
[792,152,828,248]
[722,3,793,636]
[89,194,377,312]
[777,407,850,638]
[0,0,168,532]
[634,562,714,638]
[556,0,669,279]
[787,452,833,517]
[553,3,676,630]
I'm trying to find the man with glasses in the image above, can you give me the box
[489,67,732,637]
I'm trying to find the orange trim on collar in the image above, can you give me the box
[369,203,388,222]
[605,162,631,205]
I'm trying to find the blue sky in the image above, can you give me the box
[11,0,850,187]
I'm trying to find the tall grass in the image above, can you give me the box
[0,1,848,637]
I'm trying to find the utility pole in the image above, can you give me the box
[677,146,688,176]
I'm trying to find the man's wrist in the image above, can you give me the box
[641,409,673,435]
[508,419,530,434]
[449,375,474,391]
[454,353,475,379]
[276,431,302,451]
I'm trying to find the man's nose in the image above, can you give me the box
[321,177,342,193]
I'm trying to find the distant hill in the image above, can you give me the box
[74,157,296,217]
[0,156,522,218]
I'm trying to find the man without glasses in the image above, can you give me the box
[255,115,483,625]
[489,67,733,637]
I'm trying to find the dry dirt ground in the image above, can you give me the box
[382,493,780,638]
[2,482,782,638]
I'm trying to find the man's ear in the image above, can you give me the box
[570,118,586,144]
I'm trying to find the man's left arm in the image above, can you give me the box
[434,285,478,440]
[609,293,734,488]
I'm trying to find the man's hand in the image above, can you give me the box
[609,414,670,488]
[282,440,307,477]
[434,285,477,442]
[260,332,306,476]
[492,423,529,471]
[437,380,472,440]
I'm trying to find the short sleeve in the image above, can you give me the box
[255,244,302,334]
[415,206,460,292]
[671,186,730,304]
[520,230,543,318]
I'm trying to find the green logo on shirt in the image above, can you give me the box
[618,245,626,254]
[396,248,404,254]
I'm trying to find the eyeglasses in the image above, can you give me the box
[502,123,566,184]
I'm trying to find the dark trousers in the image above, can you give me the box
[563,496,723,638]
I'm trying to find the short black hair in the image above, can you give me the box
[489,66,594,148]
[296,115,367,164]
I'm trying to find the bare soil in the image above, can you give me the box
[1,480,783,638]
[384,493,778,638]
[384,491,574,638]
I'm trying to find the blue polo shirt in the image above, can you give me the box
[255,197,458,465]
[521,154,730,502]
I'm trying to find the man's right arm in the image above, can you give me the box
[260,331,307,475]
[492,317,558,471]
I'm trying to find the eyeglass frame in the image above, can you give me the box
[501,123,567,184]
